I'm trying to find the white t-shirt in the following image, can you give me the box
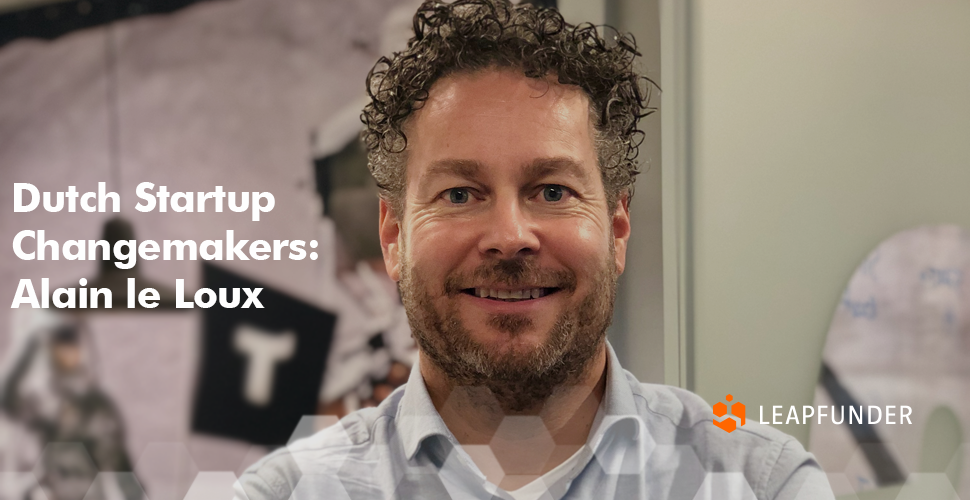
[506,444,589,500]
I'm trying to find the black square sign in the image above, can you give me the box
[191,263,336,446]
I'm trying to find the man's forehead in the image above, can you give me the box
[403,68,594,137]
[403,67,600,184]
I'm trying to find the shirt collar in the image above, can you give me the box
[600,340,639,418]
[396,341,641,461]
[588,341,643,449]
[397,356,454,461]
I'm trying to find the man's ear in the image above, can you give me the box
[612,194,631,275]
[379,198,402,281]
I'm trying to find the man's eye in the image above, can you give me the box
[542,185,565,202]
[447,188,470,204]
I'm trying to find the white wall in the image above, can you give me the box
[686,0,970,445]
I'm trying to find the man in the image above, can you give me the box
[236,1,835,498]
[0,312,140,500]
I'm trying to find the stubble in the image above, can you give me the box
[399,251,617,413]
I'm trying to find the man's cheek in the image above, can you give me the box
[545,239,605,272]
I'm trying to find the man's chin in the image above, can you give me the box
[465,316,554,352]
[458,322,570,370]
[463,333,547,366]
[411,300,607,413]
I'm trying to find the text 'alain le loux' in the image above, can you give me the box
[10,278,262,309]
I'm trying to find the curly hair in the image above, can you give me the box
[361,0,655,215]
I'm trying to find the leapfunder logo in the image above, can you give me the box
[712,394,914,433]
[713,395,745,433]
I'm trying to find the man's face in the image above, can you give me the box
[51,342,81,373]
[379,68,631,410]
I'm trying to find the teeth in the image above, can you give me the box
[473,288,547,300]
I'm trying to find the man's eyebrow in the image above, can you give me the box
[523,157,591,183]
[424,159,484,179]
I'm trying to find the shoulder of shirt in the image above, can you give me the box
[625,370,793,444]
[236,389,403,499]
[624,370,818,498]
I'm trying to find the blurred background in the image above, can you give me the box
[1,0,968,499]
[0,0,661,498]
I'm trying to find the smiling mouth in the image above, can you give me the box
[461,287,560,302]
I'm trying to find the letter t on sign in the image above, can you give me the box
[233,325,296,407]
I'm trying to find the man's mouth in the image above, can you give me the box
[461,287,559,302]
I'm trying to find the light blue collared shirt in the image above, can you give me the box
[235,344,834,499]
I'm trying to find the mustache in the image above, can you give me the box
[442,258,578,296]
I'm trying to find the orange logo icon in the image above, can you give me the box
[713,394,745,433]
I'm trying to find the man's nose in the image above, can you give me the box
[478,198,540,258]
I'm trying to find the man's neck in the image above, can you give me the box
[420,344,609,490]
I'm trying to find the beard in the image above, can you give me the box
[399,250,617,413]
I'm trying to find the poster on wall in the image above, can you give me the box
[810,225,969,498]
[192,263,337,446]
